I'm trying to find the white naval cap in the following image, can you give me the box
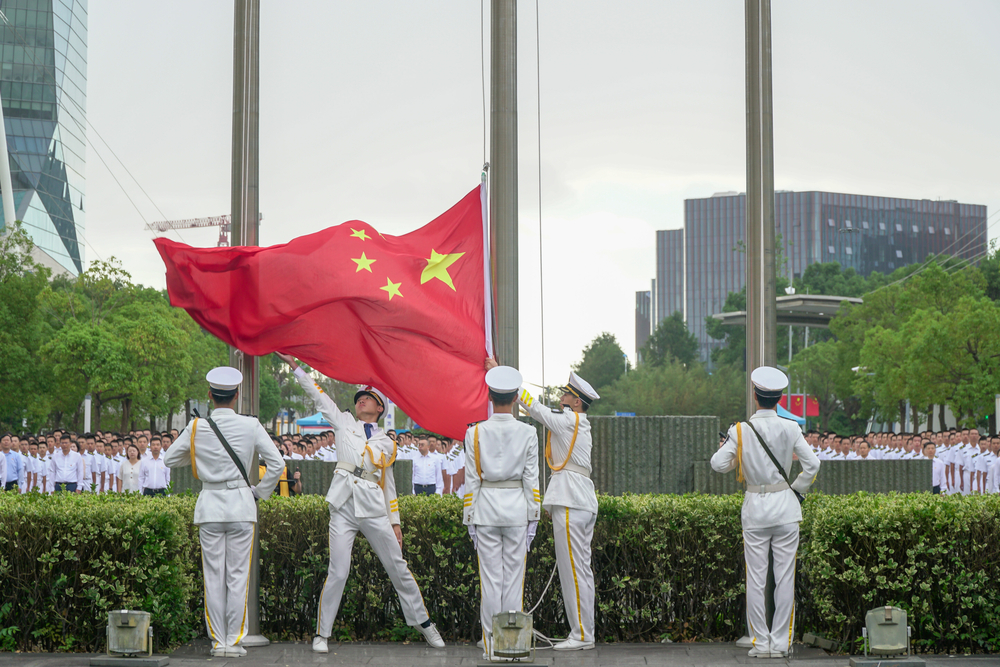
[485,365,523,394]
[353,385,388,410]
[561,371,600,405]
[206,366,243,391]
[751,366,788,398]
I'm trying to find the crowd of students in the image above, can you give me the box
[803,427,1000,494]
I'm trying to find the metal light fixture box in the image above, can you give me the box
[861,606,910,657]
[106,610,153,656]
[490,610,533,661]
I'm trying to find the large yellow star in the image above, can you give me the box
[352,252,376,273]
[380,277,403,300]
[350,228,370,241]
[420,249,465,291]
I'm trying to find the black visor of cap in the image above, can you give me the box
[354,390,384,409]
[211,388,238,400]
[561,385,593,406]
[754,388,784,401]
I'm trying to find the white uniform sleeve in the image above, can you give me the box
[791,430,821,494]
[710,425,739,473]
[463,426,480,526]
[522,427,541,522]
[254,423,285,500]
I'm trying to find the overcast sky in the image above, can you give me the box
[84,0,1000,389]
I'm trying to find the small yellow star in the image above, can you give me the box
[350,228,371,241]
[420,249,465,291]
[380,277,403,300]
[352,252,376,273]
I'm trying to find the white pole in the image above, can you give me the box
[84,394,92,433]
[0,86,16,229]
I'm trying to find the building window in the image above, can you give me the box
[845,246,853,255]
[862,221,870,229]
[879,222,886,231]
[845,220,852,228]
[912,225,919,233]
[827,218,835,227]
[896,250,903,258]
[828,245,835,254]
[928,226,934,234]
[944,227,951,235]
[889,262,895,269]
[895,224,903,232]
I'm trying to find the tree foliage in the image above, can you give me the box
[642,311,698,367]
[572,332,629,394]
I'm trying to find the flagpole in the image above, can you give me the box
[230,0,267,647]
[490,0,518,370]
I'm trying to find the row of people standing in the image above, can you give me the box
[1,431,171,495]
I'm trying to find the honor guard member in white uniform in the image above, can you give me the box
[711,367,821,659]
[464,365,541,657]
[165,367,284,658]
[504,362,600,651]
[274,353,445,652]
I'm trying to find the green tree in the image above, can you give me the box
[642,311,698,367]
[788,340,842,432]
[573,332,629,394]
[0,223,51,431]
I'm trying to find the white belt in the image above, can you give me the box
[552,462,590,477]
[336,460,378,484]
[746,481,790,494]
[201,479,248,490]
[480,479,522,489]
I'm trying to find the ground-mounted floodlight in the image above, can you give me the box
[488,610,534,662]
[106,611,153,657]
[849,606,922,667]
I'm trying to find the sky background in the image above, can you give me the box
[83,0,1000,389]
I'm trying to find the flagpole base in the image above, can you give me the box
[240,634,270,648]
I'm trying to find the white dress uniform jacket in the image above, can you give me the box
[463,413,541,527]
[165,409,284,524]
[519,393,599,514]
[294,368,400,525]
[711,409,821,529]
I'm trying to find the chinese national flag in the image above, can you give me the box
[779,394,819,417]
[154,186,490,438]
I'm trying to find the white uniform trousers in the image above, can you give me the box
[744,523,798,654]
[199,521,255,649]
[476,524,527,639]
[552,506,596,643]
[316,497,429,638]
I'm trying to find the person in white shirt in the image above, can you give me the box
[103,443,120,493]
[923,441,945,494]
[138,439,170,496]
[988,437,1000,494]
[711,367,821,659]
[48,434,85,493]
[411,438,443,496]
[118,445,142,492]
[464,365,540,659]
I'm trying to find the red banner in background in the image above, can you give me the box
[779,394,819,417]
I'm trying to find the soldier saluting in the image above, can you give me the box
[165,367,285,658]
[711,366,821,659]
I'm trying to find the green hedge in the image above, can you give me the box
[1,492,998,653]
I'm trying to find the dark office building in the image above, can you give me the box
[635,290,651,364]
[0,0,87,275]
[660,191,988,363]
[655,229,684,321]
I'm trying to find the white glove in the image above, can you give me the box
[251,485,261,500]
[468,524,478,551]
[526,520,538,551]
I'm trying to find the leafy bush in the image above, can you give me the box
[2,492,999,653]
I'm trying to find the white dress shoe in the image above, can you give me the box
[228,645,247,657]
[476,639,485,649]
[419,623,445,648]
[312,636,329,653]
[748,646,779,658]
[553,637,595,651]
[736,635,755,648]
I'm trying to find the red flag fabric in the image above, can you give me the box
[155,186,489,438]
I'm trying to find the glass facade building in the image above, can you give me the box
[634,290,651,363]
[655,229,684,321]
[658,191,988,363]
[0,0,86,275]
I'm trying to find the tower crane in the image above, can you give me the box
[147,214,263,247]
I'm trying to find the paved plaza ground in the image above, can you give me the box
[1,641,998,667]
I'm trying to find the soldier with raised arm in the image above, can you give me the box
[486,358,600,651]
[165,367,285,658]
[275,353,444,652]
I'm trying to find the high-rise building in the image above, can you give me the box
[0,0,87,276]
[634,290,651,364]
[655,229,684,322]
[656,191,988,363]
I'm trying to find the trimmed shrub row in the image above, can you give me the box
[0,492,997,653]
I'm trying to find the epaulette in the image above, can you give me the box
[550,407,564,414]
